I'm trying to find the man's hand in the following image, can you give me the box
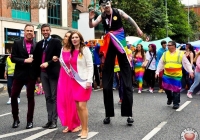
[4,72,7,80]
[137,28,143,37]
[25,58,33,63]
[189,72,194,79]
[40,62,49,68]
[52,56,59,62]
[155,73,159,79]
[89,10,95,19]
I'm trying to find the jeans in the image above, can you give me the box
[188,71,200,93]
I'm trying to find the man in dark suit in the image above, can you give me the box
[11,24,39,129]
[35,24,61,129]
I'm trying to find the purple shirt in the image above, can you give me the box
[24,39,32,54]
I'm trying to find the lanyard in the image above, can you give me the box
[42,36,51,50]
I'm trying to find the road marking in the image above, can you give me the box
[0,112,11,117]
[76,132,99,140]
[0,127,43,139]
[22,128,58,140]
[176,101,191,111]
[142,121,167,140]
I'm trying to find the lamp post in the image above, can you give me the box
[165,0,168,37]
[188,0,190,42]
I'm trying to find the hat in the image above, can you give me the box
[99,0,111,5]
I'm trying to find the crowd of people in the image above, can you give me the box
[3,0,200,139]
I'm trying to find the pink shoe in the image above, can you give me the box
[187,92,193,98]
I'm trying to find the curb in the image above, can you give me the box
[0,84,4,93]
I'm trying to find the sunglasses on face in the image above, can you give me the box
[167,44,173,46]
[101,2,110,8]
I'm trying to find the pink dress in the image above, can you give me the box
[71,50,92,101]
[57,51,80,130]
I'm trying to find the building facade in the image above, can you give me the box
[0,0,78,54]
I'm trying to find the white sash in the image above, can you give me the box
[59,49,88,89]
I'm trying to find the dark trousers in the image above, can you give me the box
[11,78,36,122]
[165,89,180,106]
[145,69,156,88]
[159,71,164,89]
[41,72,58,123]
[7,76,20,98]
[118,72,123,100]
[93,64,100,86]
[102,41,133,117]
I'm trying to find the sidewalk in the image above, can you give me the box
[0,84,4,93]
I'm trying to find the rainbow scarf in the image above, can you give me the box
[162,68,182,92]
[100,28,127,57]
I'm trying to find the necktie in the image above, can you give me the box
[43,39,47,51]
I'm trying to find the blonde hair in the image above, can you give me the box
[194,51,200,63]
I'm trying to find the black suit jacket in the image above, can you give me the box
[35,38,62,79]
[11,39,38,80]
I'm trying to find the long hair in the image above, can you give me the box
[148,44,156,57]
[66,31,86,56]
[186,43,196,58]
[62,30,73,48]
[194,51,200,63]
[134,44,145,60]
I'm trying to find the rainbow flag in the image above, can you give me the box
[162,74,182,92]
[100,28,127,57]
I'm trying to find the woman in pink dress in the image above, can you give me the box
[67,31,93,139]
[56,31,81,133]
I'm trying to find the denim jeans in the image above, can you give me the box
[188,71,200,93]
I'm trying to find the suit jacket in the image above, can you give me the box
[77,47,94,83]
[11,39,38,80]
[35,38,62,79]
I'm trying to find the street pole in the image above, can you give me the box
[165,0,168,37]
[188,0,190,42]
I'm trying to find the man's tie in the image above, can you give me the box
[43,39,47,51]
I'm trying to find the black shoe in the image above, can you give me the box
[103,117,110,124]
[26,122,33,129]
[12,120,20,128]
[127,117,134,126]
[172,105,179,109]
[42,122,52,128]
[167,100,172,105]
[49,122,57,129]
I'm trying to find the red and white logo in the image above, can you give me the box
[181,128,198,140]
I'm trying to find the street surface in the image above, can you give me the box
[0,84,200,140]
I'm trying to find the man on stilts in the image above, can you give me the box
[89,0,143,125]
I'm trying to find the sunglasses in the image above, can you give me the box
[101,2,110,8]
[167,44,173,46]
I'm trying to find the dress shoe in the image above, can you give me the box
[42,122,52,128]
[167,100,172,105]
[26,122,33,129]
[103,117,110,124]
[12,120,20,128]
[172,105,179,109]
[49,122,57,129]
[127,117,134,126]
[80,128,89,139]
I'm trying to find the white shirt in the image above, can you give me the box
[146,51,156,70]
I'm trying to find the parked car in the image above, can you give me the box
[0,54,9,81]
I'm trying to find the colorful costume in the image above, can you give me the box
[134,56,145,91]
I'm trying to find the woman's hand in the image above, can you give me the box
[86,82,91,89]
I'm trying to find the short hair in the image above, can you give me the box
[41,24,51,31]
[24,24,34,30]
[168,41,176,47]
[161,40,166,45]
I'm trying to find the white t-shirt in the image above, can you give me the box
[145,51,156,70]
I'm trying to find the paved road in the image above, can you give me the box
[0,85,199,140]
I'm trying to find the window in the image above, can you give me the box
[72,10,80,29]
[11,0,30,21]
[47,0,61,25]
